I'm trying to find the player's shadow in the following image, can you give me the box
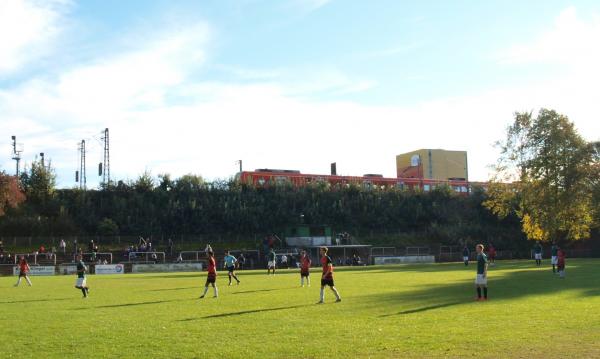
[232,287,296,295]
[80,298,193,309]
[379,301,463,317]
[178,304,313,321]
[369,259,599,317]
[148,286,197,292]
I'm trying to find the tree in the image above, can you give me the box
[19,159,56,208]
[97,218,119,236]
[0,171,26,216]
[485,109,598,241]
[134,171,155,192]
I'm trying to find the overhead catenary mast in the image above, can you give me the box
[77,140,86,190]
[101,128,110,186]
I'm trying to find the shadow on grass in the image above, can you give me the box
[148,287,197,292]
[380,301,463,317]
[179,304,314,321]
[76,298,194,310]
[232,287,296,295]
[0,297,73,304]
[364,259,600,317]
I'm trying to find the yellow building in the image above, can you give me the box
[396,149,468,181]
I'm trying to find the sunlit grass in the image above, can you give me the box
[1,259,599,358]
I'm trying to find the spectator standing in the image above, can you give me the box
[59,239,66,255]
[167,238,173,255]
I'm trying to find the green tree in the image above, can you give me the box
[19,159,57,210]
[485,109,599,241]
[97,218,119,236]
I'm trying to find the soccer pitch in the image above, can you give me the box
[2,260,599,359]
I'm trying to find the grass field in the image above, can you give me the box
[1,259,599,358]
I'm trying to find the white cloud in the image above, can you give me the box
[2,6,599,189]
[0,0,69,75]
[499,6,600,67]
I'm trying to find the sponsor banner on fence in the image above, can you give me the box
[373,256,436,265]
[95,264,125,275]
[13,266,55,276]
[59,265,78,275]
[132,263,203,273]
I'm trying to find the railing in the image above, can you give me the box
[405,247,430,256]
[179,251,208,262]
[13,253,57,265]
[81,252,113,264]
[178,250,261,269]
[126,251,166,263]
[370,247,397,257]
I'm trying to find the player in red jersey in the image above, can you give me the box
[200,250,218,298]
[488,244,497,266]
[299,250,311,287]
[318,247,341,303]
[557,248,566,279]
[14,256,32,287]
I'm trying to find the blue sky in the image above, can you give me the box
[1,0,600,187]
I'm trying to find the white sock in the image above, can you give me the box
[15,278,21,286]
[202,286,209,296]
[301,277,304,286]
[26,277,32,286]
[320,288,325,301]
[213,286,218,297]
[332,287,341,300]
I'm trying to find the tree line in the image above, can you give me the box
[1,109,598,250]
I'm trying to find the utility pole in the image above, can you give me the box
[236,160,243,174]
[100,128,110,186]
[11,136,23,178]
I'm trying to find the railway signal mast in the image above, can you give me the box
[10,136,23,178]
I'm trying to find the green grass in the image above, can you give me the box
[1,259,599,358]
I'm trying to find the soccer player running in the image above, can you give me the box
[299,250,311,287]
[200,250,218,298]
[462,245,470,266]
[75,254,90,298]
[223,250,240,286]
[267,248,276,276]
[533,241,543,266]
[474,244,489,301]
[550,241,559,273]
[14,256,33,287]
[318,247,341,304]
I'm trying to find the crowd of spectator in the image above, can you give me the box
[125,237,162,262]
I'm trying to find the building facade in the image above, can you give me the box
[396,149,468,181]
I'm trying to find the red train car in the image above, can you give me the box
[238,169,472,194]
